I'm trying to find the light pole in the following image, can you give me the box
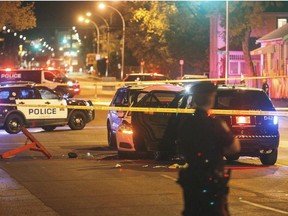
[99,3,125,80]
[86,12,110,77]
[225,0,229,84]
[79,16,100,54]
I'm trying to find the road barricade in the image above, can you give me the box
[101,77,117,90]
[0,127,52,159]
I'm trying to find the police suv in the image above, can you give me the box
[0,84,95,134]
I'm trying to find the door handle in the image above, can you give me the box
[45,102,51,105]
[19,102,25,104]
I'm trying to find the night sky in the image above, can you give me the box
[34,1,96,28]
[25,1,98,40]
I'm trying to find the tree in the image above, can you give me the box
[125,1,210,77]
[0,2,36,31]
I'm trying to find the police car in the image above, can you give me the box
[0,84,95,134]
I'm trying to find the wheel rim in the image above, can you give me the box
[8,118,21,133]
[72,114,84,128]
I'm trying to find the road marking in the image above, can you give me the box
[161,174,288,214]
[161,174,177,181]
[240,199,288,215]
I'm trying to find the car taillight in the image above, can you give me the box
[236,116,251,124]
[273,116,278,125]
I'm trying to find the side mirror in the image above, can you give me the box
[117,111,125,118]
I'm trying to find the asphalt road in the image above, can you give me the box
[1,75,288,216]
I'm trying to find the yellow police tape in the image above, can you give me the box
[1,103,288,117]
[35,75,288,87]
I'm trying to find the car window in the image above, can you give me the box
[19,89,36,99]
[44,72,56,81]
[215,90,274,110]
[141,92,180,108]
[113,89,128,106]
[38,87,59,99]
[0,90,10,99]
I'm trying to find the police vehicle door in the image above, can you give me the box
[16,87,67,120]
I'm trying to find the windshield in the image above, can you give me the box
[215,90,275,111]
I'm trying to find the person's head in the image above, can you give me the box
[191,82,217,110]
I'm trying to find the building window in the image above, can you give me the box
[277,18,287,28]
[230,62,239,75]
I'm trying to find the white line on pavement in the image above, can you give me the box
[240,199,288,214]
[161,174,177,181]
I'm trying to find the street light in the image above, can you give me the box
[78,16,100,54]
[99,3,125,80]
[225,0,229,84]
[86,12,110,77]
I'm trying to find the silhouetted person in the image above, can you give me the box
[177,82,240,216]
[262,79,269,96]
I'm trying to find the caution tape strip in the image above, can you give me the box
[1,103,288,116]
[86,75,288,86]
[32,75,288,87]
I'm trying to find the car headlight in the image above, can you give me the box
[67,81,73,87]
[185,85,192,92]
[118,121,133,135]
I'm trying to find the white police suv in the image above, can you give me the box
[0,84,95,134]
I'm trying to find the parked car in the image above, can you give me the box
[123,73,169,83]
[0,84,94,134]
[0,69,80,98]
[107,85,149,147]
[180,74,208,91]
[116,84,184,157]
[132,84,279,165]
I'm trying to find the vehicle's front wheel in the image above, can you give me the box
[107,122,116,148]
[42,126,57,132]
[68,111,86,130]
[260,149,278,165]
[152,151,169,161]
[4,114,24,134]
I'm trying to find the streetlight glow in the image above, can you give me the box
[98,3,106,9]
[79,16,84,22]
[78,15,100,54]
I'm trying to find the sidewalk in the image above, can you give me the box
[0,169,59,216]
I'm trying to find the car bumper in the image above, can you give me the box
[235,134,279,156]
[116,130,136,152]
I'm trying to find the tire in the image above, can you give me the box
[68,111,86,130]
[152,151,169,161]
[118,150,129,159]
[225,155,240,162]
[260,149,278,165]
[107,122,116,148]
[42,126,57,132]
[4,114,24,134]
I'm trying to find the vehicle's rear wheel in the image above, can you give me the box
[68,111,86,130]
[260,149,278,165]
[4,114,24,134]
[42,126,57,132]
[107,122,116,148]
[225,155,240,162]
